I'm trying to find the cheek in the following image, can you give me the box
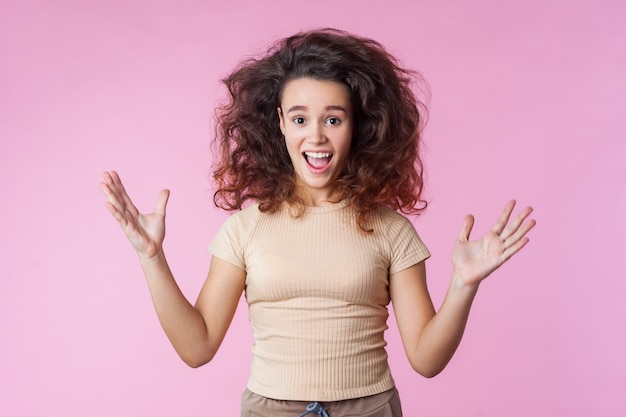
[339,132,353,154]
[284,136,301,157]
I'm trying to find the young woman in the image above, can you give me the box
[100,28,535,417]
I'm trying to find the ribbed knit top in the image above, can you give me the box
[208,200,430,401]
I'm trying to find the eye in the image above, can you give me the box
[292,116,306,125]
[325,117,341,126]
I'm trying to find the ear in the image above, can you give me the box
[277,107,285,135]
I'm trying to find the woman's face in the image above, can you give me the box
[278,78,353,205]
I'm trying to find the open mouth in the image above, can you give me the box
[303,151,332,169]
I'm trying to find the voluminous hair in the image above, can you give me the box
[212,28,428,230]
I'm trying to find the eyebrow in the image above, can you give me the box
[286,105,348,114]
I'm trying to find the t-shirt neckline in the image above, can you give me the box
[303,199,351,214]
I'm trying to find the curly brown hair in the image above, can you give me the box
[212,28,428,230]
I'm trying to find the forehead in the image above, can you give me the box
[281,78,352,109]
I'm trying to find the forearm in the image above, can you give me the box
[139,251,213,367]
[410,275,479,377]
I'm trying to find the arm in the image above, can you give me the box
[390,200,535,377]
[99,171,244,367]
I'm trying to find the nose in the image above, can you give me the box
[306,122,327,144]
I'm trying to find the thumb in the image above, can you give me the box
[458,214,475,242]
[155,189,170,217]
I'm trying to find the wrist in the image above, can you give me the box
[451,270,481,293]
[138,247,166,265]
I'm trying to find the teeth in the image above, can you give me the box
[304,152,331,158]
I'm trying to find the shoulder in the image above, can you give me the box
[370,205,429,254]
[209,204,267,268]
[222,203,263,229]
[370,205,417,232]
[218,203,291,244]
[212,203,264,248]
[369,206,430,271]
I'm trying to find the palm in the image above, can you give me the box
[125,207,167,257]
[100,171,170,259]
[452,201,535,287]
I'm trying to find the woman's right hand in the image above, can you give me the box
[99,171,170,259]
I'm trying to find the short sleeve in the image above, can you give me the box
[383,211,430,275]
[208,206,260,270]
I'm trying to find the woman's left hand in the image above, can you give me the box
[451,200,536,287]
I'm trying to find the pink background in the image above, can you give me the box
[2,0,625,416]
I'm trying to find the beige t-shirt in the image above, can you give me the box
[209,200,430,401]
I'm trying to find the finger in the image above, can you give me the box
[101,172,124,204]
[500,205,534,241]
[103,171,124,197]
[458,214,475,242]
[155,189,170,218]
[503,217,536,251]
[490,199,516,235]
[104,200,129,228]
[99,180,123,211]
[100,180,131,220]
[103,171,140,218]
[102,171,113,185]
[100,176,141,231]
[109,171,139,217]
[502,235,531,261]
[100,182,131,229]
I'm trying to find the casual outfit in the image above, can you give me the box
[208,200,430,415]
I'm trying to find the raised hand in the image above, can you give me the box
[451,200,536,287]
[99,171,170,259]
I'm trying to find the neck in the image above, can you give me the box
[296,186,343,207]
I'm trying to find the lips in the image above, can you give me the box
[303,151,332,169]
